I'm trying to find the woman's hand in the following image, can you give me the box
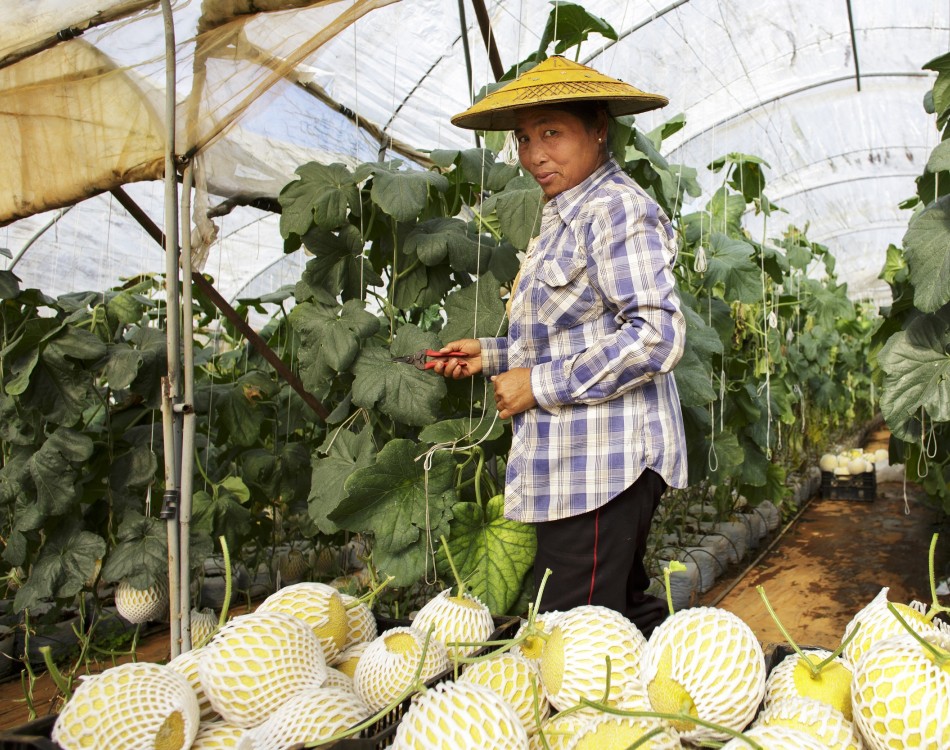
[434,339,482,379]
[492,368,537,419]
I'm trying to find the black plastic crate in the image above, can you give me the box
[0,615,521,750]
[820,470,876,501]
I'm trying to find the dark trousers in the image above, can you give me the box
[533,469,668,638]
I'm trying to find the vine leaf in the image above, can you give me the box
[100,511,167,589]
[20,428,94,530]
[14,526,106,611]
[902,194,950,313]
[279,161,359,241]
[192,476,253,555]
[298,224,381,302]
[441,271,508,343]
[352,326,446,426]
[0,269,20,298]
[329,439,456,586]
[438,495,536,614]
[104,343,144,390]
[419,415,504,445]
[211,371,276,449]
[704,232,761,304]
[357,164,449,223]
[291,298,380,389]
[482,175,543,250]
[308,426,377,535]
[879,306,950,440]
[537,2,617,55]
[675,302,723,407]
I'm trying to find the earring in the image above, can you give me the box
[597,137,603,143]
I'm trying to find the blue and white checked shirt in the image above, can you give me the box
[479,158,688,523]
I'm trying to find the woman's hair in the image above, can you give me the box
[551,100,610,132]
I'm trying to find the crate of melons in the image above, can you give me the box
[0,583,518,750]
[818,449,884,502]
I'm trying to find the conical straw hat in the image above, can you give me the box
[451,55,668,131]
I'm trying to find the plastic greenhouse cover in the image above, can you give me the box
[1,0,948,307]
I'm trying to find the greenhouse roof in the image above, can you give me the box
[2,0,947,307]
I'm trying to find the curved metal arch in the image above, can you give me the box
[663,71,933,155]
[767,170,923,203]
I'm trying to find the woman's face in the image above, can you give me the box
[514,106,607,198]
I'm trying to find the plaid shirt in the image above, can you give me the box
[480,159,688,523]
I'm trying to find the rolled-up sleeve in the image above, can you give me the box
[530,196,684,410]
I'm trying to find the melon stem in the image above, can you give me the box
[349,575,394,611]
[438,534,467,598]
[579,701,765,750]
[886,601,950,666]
[926,533,949,622]
[217,535,232,630]
[756,584,857,678]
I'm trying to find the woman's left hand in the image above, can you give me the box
[491,368,537,419]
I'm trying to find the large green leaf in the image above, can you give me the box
[438,496,536,615]
[902,194,950,312]
[192,476,253,555]
[14,526,106,611]
[441,271,508,343]
[291,298,379,384]
[879,307,950,440]
[675,303,722,407]
[309,426,377,534]
[404,218,488,273]
[299,224,381,301]
[100,511,167,588]
[364,166,449,223]
[0,269,20,298]
[330,439,456,585]
[211,371,276,448]
[352,327,447,426]
[537,2,617,55]
[391,262,454,310]
[128,325,167,407]
[279,162,359,239]
[419,415,504,445]
[482,176,543,250]
[104,342,144,390]
[707,188,747,236]
[22,428,94,529]
[704,233,762,303]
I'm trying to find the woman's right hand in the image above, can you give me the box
[435,339,482,379]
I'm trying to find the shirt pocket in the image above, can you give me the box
[534,253,603,328]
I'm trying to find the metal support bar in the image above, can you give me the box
[845,0,862,92]
[470,0,504,82]
[457,0,479,149]
[109,187,331,422]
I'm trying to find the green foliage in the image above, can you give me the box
[877,52,950,514]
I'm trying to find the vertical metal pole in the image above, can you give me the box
[159,0,183,659]
[178,163,196,652]
[456,0,479,148]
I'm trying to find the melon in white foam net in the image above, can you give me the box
[763,647,853,721]
[754,695,864,749]
[256,581,348,663]
[539,605,647,712]
[166,646,217,722]
[190,607,218,648]
[851,630,950,749]
[339,593,377,650]
[114,577,169,624]
[354,625,449,712]
[640,606,766,744]
[52,662,200,750]
[321,666,356,692]
[335,640,370,678]
[515,610,561,665]
[197,611,328,728]
[189,721,247,749]
[459,650,550,734]
[719,723,830,749]
[390,679,529,749]
[411,588,495,660]
[841,587,950,667]
[241,686,371,750]
[563,714,681,750]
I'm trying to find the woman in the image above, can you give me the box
[439,56,688,637]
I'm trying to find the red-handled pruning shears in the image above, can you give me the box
[391,349,469,370]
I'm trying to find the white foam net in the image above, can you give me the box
[851,631,950,749]
[755,695,864,749]
[256,581,348,663]
[391,679,529,749]
[189,721,248,750]
[167,646,218,722]
[411,588,495,659]
[539,604,647,712]
[641,606,766,744]
[197,611,328,728]
[460,651,550,734]
[564,715,681,750]
[51,661,200,750]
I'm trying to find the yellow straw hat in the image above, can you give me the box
[451,55,668,131]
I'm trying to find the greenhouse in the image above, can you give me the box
[0,0,949,747]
